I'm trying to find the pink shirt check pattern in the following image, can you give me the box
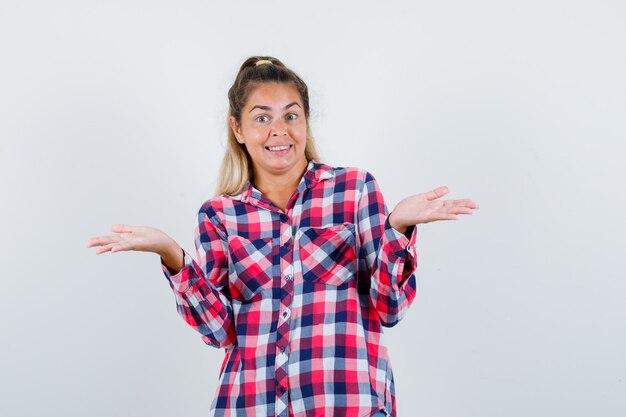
[162,161,418,417]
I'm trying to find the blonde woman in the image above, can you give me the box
[88,56,479,417]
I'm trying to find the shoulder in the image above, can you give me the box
[198,195,226,216]
[314,162,373,182]
[318,163,377,190]
[196,196,234,232]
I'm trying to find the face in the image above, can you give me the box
[230,82,308,183]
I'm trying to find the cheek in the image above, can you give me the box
[292,123,308,139]
[242,126,266,143]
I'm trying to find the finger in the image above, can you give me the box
[449,207,473,215]
[110,240,136,253]
[456,199,479,209]
[87,235,122,247]
[96,240,135,254]
[87,236,104,247]
[443,199,479,210]
[432,213,458,221]
[425,186,449,201]
[112,224,136,233]
[94,242,117,254]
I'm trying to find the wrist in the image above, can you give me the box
[388,212,407,235]
[161,241,184,274]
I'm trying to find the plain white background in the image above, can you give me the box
[1,1,625,416]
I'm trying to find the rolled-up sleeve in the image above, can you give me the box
[356,171,418,327]
[161,207,236,348]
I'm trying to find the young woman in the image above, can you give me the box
[88,56,478,417]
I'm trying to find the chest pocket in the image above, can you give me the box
[297,223,357,286]
[227,235,274,302]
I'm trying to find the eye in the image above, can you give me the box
[255,115,269,123]
[286,113,298,121]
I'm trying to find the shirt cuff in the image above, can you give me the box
[383,218,417,261]
[161,250,195,293]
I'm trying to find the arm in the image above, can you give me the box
[357,172,418,327]
[87,211,237,348]
[364,180,479,326]
[162,208,236,349]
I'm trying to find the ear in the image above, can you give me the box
[229,116,244,144]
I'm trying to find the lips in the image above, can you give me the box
[265,145,292,152]
[265,145,293,156]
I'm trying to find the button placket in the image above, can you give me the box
[275,211,294,413]
[283,263,294,283]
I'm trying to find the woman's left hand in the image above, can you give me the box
[388,186,479,234]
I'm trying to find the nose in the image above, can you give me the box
[271,119,287,136]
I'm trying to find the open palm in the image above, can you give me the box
[87,224,174,255]
[389,186,479,233]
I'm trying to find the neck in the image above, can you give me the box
[252,161,309,210]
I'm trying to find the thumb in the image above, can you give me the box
[424,186,449,201]
[111,224,136,233]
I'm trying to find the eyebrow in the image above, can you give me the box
[249,102,301,113]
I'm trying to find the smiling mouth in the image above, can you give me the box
[265,145,292,151]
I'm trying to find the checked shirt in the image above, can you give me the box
[162,161,418,417]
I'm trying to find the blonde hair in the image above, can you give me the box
[216,56,321,196]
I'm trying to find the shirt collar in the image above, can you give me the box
[301,160,335,190]
[232,160,335,207]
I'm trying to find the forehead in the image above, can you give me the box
[245,83,302,109]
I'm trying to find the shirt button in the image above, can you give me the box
[278,385,286,394]
[284,274,292,281]
[283,240,292,249]
[281,309,291,320]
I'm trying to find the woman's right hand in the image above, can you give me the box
[87,224,184,273]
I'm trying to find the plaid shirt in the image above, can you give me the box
[163,161,418,417]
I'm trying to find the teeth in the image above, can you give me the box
[268,145,290,151]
